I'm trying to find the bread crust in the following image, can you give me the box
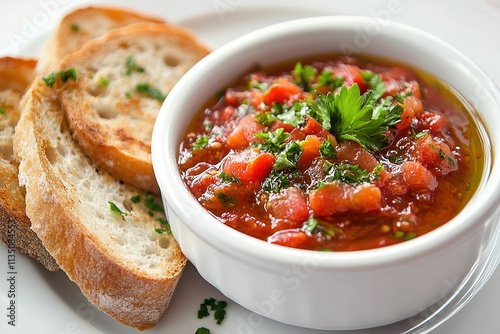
[0,57,59,271]
[14,79,187,330]
[37,6,165,74]
[57,22,210,193]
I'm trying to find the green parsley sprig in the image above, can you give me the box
[309,84,402,152]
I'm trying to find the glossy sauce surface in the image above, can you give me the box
[178,55,484,251]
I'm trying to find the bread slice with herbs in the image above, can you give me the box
[37,6,165,74]
[14,77,187,330]
[0,57,59,271]
[56,22,210,193]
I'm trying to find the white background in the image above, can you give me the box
[0,0,498,333]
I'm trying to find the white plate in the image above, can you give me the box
[1,1,499,333]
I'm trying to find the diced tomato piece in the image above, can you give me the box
[298,135,323,170]
[309,182,381,217]
[219,106,236,123]
[268,120,296,133]
[381,66,418,82]
[397,96,424,131]
[262,80,303,105]
[268,230,314,249]
[226,114,265,150]
[222,148,276,183]
[408,81,422,99]
[301,115,330,138]
[246,152,277,182]
[188,171,218,198]
[225,88,263,108]
[334,64,368,92]
[419,112,445,134]
[416,135,457,175]
[266,187,309,225]
[335,141,378,172]
[400,161,438,191]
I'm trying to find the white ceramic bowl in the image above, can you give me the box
[152,16,500,330]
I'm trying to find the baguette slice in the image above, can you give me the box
[0,57,59,271]
[14,77,187,330]
[57,22,210,193]
[37,6,165,74]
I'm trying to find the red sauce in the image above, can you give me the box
[178,55,483,251]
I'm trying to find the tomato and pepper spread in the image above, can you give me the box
[178,55,484,251]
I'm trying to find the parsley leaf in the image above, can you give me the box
[361,71,385,100]
[303,215,340,238]
[324,162,384,185]
[42,68,79,87]
[126,55,145,75]
[317,69,343,90]
[293,62,317,91]
[220,171,242,184]
[255,128,289,154]
[135,83,166,102]
[109,201,127,216]
[192,135,210,150]
[319,136,336,159]
[217,192,237,208]
[273,141,303,171]
[262,170,291,192]
[309,84,402,152]
[197,298,228,325]
[195,328,211,334]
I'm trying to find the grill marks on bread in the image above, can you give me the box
[57,23,211,193]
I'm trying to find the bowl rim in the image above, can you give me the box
[152,15,500,270]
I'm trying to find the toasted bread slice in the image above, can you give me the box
[57,22,210,193]
[14,77,187,330]
[0,57,59,271]
[37,6,165,74]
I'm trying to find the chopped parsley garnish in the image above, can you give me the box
[273,141,303,171]
[293,62,317,91]
[220,171,242,184]
[71,23,80,32]
[324,162,384,185]
[109,201,127,216]
[303,215,339,237]
[394,231,417,240]
[59,68,79,83]
[195,328,211,334]
[319,137,336,159]
[361,71,385,100]
[135,83,166,102]
[317,69,343,90]
[144,194,164,212]
[155,217,172,235]
[98,77,109,88]
[308,84,402,152]
[262,170,291,192]
[0,106,5,115]
[192,136,210,150]
[217,192,237,208]
[248,79,268,92]
[42,68,79,87]
[197,298,228,325]
[126,55,145,75]
[255,128,289,154]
